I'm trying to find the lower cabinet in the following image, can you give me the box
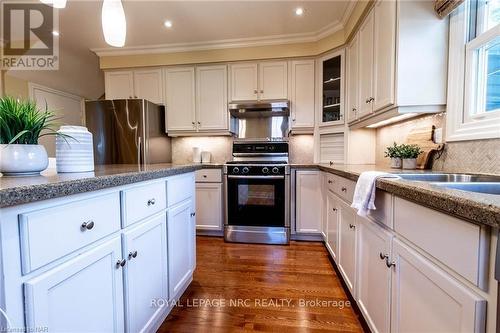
[356,216,392,333]
[391,238,486,333]
[24,237,125,332]
[325,190,339,260]
[337,200,357,295]
[295,170,322,234]
[167,199,196,299]
[122,212,168,333]
[195,183,223,231]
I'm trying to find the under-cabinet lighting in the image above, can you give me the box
[164,20,173,28]
[295,7,304,16]
[366,113,419,128]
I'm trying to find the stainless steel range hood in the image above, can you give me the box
[228,100,290,118]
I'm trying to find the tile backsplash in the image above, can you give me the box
[171,136,232,164]
[289,135,314,164]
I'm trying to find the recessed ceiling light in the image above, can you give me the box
[295,7,304,16]
[52,30,60,36]
[164,20,173,28]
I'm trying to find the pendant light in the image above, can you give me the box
[101,0,126,47]
[40,0,67,8]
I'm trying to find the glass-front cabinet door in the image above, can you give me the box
[319,50,344,126]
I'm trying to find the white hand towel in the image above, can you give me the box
[351,171,400,217]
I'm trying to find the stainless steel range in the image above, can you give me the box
[224,141,290,244]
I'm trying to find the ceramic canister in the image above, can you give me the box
[56,126,95,173]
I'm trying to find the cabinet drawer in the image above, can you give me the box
[394,197,488,288]
[337,178,355,204]
[121,181,167,227]
[325,173,340,193]
[195,169,222,183]
[19,193,121,274]
[168,173,194,207]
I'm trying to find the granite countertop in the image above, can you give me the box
[0,163,221,208]
[292,164,500,228]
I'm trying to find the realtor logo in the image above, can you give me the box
[1,1,59,70]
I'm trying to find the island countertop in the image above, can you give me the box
[0,163,221,208]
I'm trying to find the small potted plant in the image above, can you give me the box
[0,96,64,176]
[399,144,422,170]
[384,142,402,169]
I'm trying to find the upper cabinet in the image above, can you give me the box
[229,61,287,102]
[290,60,315,133]
[318,50,344,126]
[105,69,163,105]
[347,0,448,127]
[165,67,196,132]
[196,65,228,131]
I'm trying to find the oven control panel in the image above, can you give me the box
[225,164,289,176]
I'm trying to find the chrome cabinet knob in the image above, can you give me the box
[203,175,207,178]
[190,212,196,217]
[147,198,156,206]
[254,89,258,94]
[116,259,126,268]
[385,257,396,268]
[128,251,138,259]
[352,108,357,112]
[329,161,333,166]
[332,207,337,212]
[81,220,94,231]
[341,187,347,192]
[349,223,355,229]
[327,180,333,184]
[379,252,388,260]
[260,90,264,94]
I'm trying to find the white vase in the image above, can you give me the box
[390,157,402,169]
[402,158,417,170]
[56,126,94,173]
[0,144,49,176]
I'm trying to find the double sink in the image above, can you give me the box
[396,173,500,195]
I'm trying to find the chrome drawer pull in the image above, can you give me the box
[379,252,388,261]
[128,251,138,259]
[147,198,156,206]
[116,259,126,268]
[349,224,355,229]
[385,257,396,268]
[81,221,94,231]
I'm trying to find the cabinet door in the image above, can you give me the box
[373,0,396,112]
[356,217,392,333]
[358,11,374,117]
[290,60,315,131]
[165,67,196,131]
[196,65,228,131]
[122,213,168,333]
[133,69,163,104]
[105,71,134,99]
[259,61,288,100]
[167,200,195,299]
[337,200,357,295]
[295,170,322,234]
[346,34,360,123]
[326,190,339,260]
[24,237,125,333]
[195,183,222,231]
[229,63,258,101]
[391,238,486,333]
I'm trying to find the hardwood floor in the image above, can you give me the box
[159,236,365,332]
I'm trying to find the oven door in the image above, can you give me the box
[226,175,288,227]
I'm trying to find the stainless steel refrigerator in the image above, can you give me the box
[85,99,171,165]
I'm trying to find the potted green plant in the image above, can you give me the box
[0,96,62,176]
[399,144,422,170]
[384,142,402,169]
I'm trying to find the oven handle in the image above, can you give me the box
[226,175,285,180]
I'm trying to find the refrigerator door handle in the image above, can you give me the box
[137,136,142,165]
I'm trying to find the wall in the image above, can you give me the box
[3,74,29,99]
[375,113,500,174]
[171,136,232,164]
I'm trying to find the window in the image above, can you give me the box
[447,0,500,141]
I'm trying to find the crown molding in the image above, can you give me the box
[92,18,347,57]
[341,1,357,27]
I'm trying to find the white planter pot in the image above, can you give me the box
[0,144,49,176]
[390,157,402,169]
[402,158,417,170]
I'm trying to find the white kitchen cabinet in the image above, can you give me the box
[195,183,222,231]
[133,69,163,105]
[105,69,163,104]
[196,65,228,131]
[326,190,339,260]
[229,61,287,102]
[290,60,315,132]
[122,213,168,333]
[390,238,486,333]
[105,71,134,100]
[167,199,195,299]
[358,11,374,118]
[295,170,322,234]
[24,237,125,333]
[318,50,345,125]
[346,34,360,123]
[356,217,392,333]
[337,200,357,295]
[372,0,396,112]
[165,67,196,132]
[229,63,258,101]
[259,61,288,100]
